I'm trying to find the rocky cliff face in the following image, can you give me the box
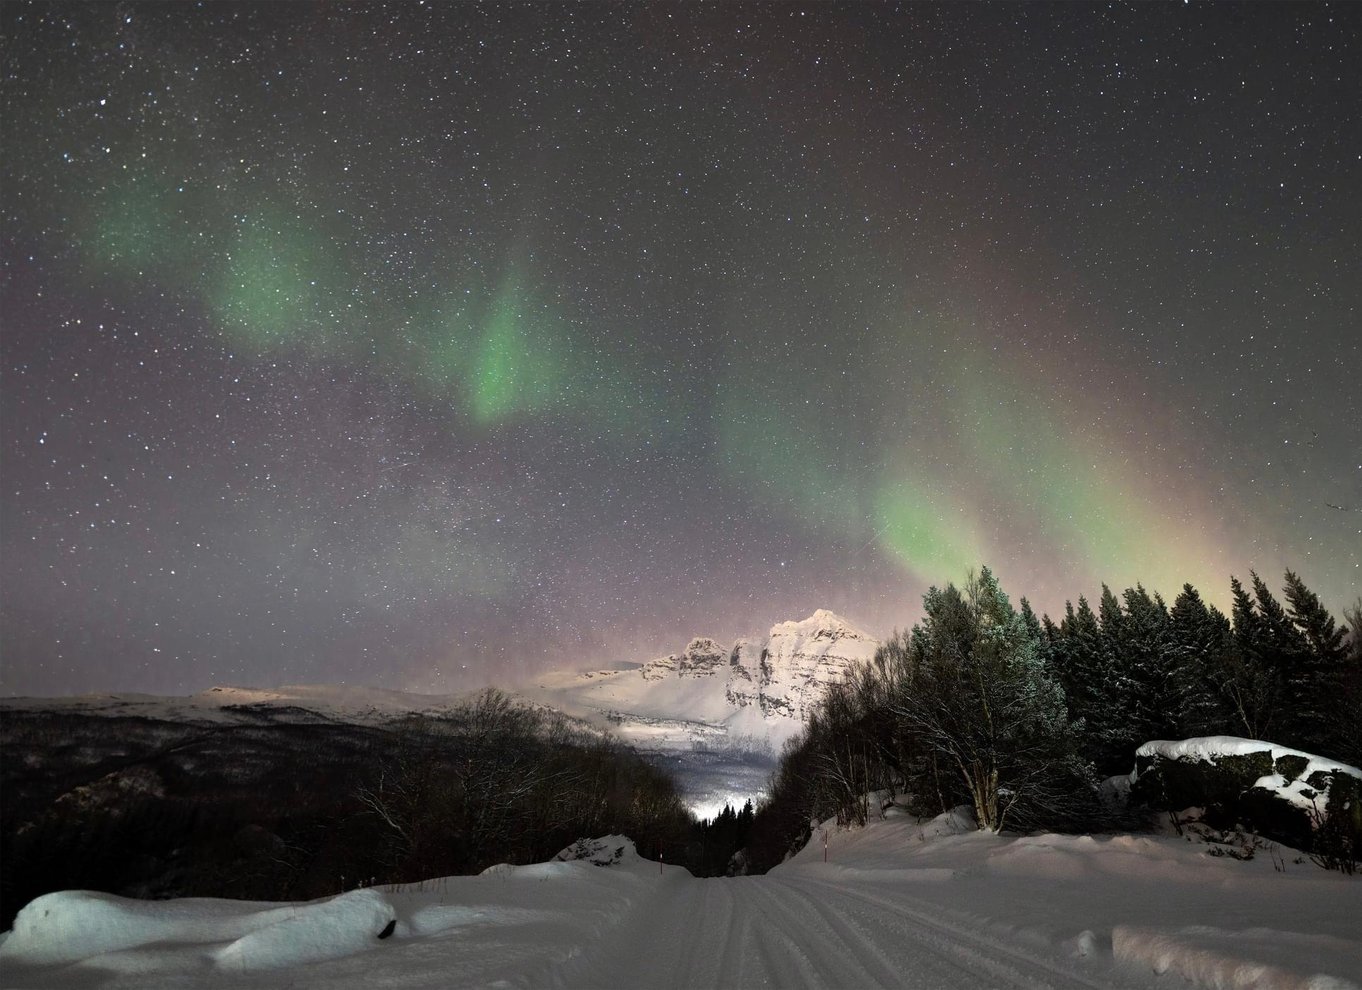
[537,610,880,748]
[641,637,730,680]
[725,610,879,720]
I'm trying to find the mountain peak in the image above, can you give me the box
[768,609,872,643]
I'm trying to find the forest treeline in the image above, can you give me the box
[744,568,1362,873]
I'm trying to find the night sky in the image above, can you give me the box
[2,3,1358,697]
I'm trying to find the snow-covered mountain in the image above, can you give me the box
[0,610,879,817]
[528,609,880,753]
[1,610,878,749]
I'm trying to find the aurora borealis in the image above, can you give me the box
[2,3,1358,696]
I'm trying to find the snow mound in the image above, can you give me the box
[0,888,395,973]
[213,888,395,972]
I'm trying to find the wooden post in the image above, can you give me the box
[823,829,828,862]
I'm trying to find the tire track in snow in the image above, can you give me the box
[785,873,1135,989]
[542,874,746,990]
[540,868,1144,989]
[739,876,907,987]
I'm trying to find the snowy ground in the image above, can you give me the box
[2,811,1359,990]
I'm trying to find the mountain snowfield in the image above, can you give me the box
[3,804,1359,989]
[526,608,881,749]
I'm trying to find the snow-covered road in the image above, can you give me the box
[555,870,1122,990]
[4,813,1360,989]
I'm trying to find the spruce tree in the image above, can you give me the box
[1118,585,1177,748]
[1082,585,1131,769]
[1098,585,1125,645]
[1340,599,1362,766]
[1284,570,1346,663]
[1224,575,1279,740]
[1020,598,1045,644]
[1056,596,1110,771]
[1282,570,1351,757]
[1167,584,1232,737]
[1252,572,1312,749]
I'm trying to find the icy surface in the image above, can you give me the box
[4,812,1359,990]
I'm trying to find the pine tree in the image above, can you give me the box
[1223,575,1279,740]
[1340,599,1362,766]
[1282,570,1351,757]
[1167,584,1232,737]
[1118,585,1176,749]
[1054,596,1110,771]
[1252,572,1313,749]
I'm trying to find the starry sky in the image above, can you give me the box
[2,2,1359,697]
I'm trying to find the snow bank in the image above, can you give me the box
[1114,924,1361,990]
[0,888,395,973]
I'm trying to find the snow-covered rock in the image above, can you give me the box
[553,836,639,867]
[1130,736,1362,853]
